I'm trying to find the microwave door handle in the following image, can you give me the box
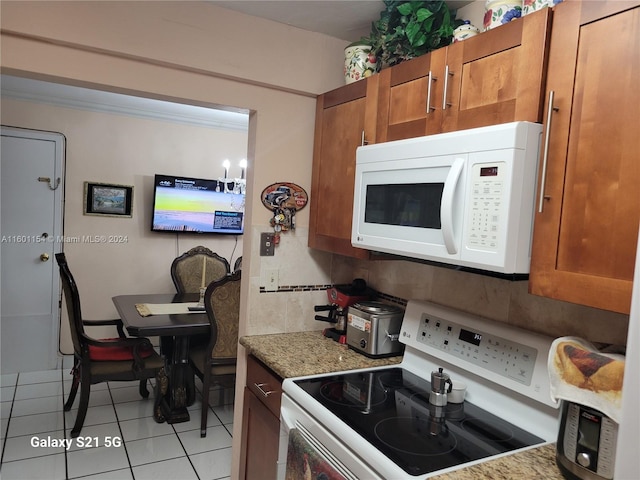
[440,157,465,255]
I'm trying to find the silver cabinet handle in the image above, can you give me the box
[426,71,436,113]
[361,130,368,146]
[538,90,559,213]
[442,65,454,110]
[254,382,275,397]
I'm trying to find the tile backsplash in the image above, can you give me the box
[333,255,630,346]
[247,225,629,346]
[247,226,334,335]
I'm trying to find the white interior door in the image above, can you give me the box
[1,127,65,374]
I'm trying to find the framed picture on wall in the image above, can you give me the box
[83,182,133,217]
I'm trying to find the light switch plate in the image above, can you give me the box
[260,232,275,256]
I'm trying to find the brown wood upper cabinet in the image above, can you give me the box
[529,0,640,314]
[376,8,552,142]
[308,75,378,259]
[308,10,551,259]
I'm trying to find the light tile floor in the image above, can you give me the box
[0,361,234,480]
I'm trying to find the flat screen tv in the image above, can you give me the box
[151,174,245,234]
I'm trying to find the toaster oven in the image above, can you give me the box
[346,301,404,358]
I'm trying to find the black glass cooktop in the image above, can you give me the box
[294,367,544,477]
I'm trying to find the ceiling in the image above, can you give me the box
[209,1,474,42]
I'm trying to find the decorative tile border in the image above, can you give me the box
[259,283,408,307]
[260,285,332,293]
[376,291,408,307]
[259,284,332,294]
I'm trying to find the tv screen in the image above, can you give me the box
[151,174,245,234]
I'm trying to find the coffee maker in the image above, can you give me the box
[315,278,372,343]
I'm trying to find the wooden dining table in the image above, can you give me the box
[112,293,210,424]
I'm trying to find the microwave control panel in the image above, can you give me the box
[466,162,506,252]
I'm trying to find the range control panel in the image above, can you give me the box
[400,299,558,412]
[414,310,538,386]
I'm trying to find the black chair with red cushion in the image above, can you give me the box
[55,253,164,438]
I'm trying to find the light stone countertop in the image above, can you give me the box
[239,330,402,379]
[239,330,564,479]
[431,443,564,480]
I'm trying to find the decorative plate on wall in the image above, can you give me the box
[260,182,308,211]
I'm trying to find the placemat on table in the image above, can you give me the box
[135,302,201,317]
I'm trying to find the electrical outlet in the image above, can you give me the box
[262,268,279,292]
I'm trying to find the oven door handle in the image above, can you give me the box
[440,157,465,255]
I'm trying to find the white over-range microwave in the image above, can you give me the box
[352,121,543,274]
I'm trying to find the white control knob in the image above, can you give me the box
[577,452,591,468]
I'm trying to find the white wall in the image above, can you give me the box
[0,1,346,96]
[1,2,348,476]
[1,96,249,352]
[455,0,485,30]
[0,0,349,334]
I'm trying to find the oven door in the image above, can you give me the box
[352,151,467,261]
[278,393,381,480]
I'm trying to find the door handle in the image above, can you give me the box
[40,253,50,262]
[37,177,61,191]
[538,90,558,213]
[426,71,437,113]
[442,65,454,110]
[440,157,465,255]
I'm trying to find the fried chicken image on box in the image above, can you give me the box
[554,341,624,393]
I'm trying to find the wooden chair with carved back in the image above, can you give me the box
[188,271,241,437]
[170,246,230,294]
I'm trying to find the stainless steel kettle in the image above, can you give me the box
[429,368,452,407]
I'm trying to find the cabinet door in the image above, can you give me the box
[246,354,282,417]
[241,388,280,480]
[441,8,551,132]
[308,77,378,258]
[376,48,446,142]
[530,1,640,314]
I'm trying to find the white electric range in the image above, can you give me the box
[277,299,561,479]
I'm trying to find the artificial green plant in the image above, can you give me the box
[363,0,462,69]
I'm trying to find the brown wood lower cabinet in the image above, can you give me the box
[240,355,283,480]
